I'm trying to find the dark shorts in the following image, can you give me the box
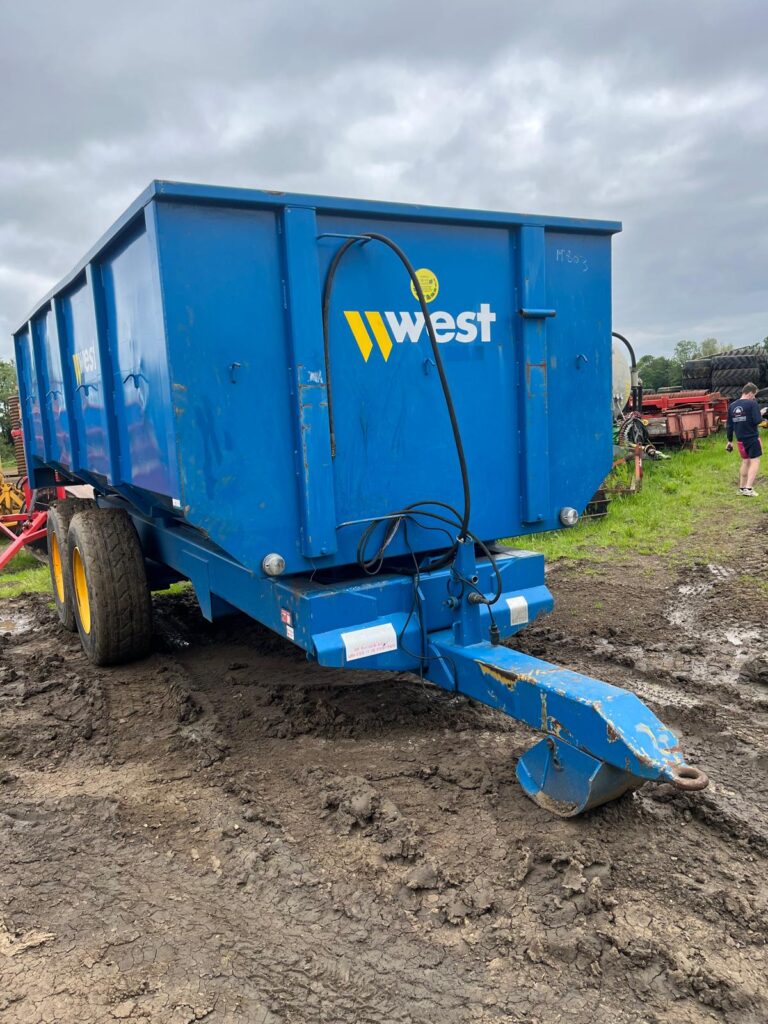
[737,437,763,460]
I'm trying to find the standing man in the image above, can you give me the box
[726,382,764,496]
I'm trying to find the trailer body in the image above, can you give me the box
[15,181,616,575]
[13,182,708,814]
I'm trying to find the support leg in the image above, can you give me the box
[427,635,708,816]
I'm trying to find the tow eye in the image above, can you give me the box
[669,764,710,791]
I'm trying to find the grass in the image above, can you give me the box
[0,546,51,599]
[506,434,757,563]
[0,464,48,597]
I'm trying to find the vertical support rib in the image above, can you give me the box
[280,206,338,558]
[517,225,553,524]
[28,317,54,464]
[86,262,121,486]
[52,296,80,472]
[13,333,38,485]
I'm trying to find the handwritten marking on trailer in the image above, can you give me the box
[555,249,589,272]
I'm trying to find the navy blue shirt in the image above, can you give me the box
[727,398,763,442]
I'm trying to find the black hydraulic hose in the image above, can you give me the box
[612,331,636,370]
[321,232,471,542]
[612,330,642,413]
[321,236,359,460]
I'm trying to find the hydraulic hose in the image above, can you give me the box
[322,232,471,542]
[613,331,642,414]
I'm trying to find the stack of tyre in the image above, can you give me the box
[681,358,713,391]
[710,348,768,400]
[682,347,768,399]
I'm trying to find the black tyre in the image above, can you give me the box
[712,353,765,371]
[712,366,762,387]
[46,498,97,631]
[681,377,709,391]
[683,358,712,375]
[67,509,152,666]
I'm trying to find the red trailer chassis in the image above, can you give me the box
[640,390,728,445]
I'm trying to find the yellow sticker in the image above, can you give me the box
[410,268,439,304]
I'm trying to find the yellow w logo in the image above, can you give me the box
[343,311,393,362]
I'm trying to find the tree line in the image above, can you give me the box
[637,336,768,392]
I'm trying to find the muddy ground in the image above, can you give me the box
[2,514,768,1024]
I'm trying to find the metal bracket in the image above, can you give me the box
[520,308,557,318]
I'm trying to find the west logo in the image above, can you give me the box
[72,344,97,385]
[344,304,497,362]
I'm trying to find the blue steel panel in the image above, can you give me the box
[317,213,520,557]
[15,327,45,462]
[99,220,179,498]
[154,199,301,567]
[58,277,112,480]
[542,231,614,519]
[52,297,81,473]
[14,183,621,577]
[29,317,54,463]
[87,263,121,485]
[36,306,72,468]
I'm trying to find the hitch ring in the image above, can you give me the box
[669,764,709,791]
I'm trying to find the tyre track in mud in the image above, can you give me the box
[1,530,768,1024]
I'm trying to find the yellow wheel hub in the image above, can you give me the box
[72,546,91,634]
[51,533,65,603]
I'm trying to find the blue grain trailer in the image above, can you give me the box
[13,181,708,814]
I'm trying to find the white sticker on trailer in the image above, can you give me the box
[341,622,398,662]
[506,596,529,626]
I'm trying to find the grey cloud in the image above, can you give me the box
[1,0,767,357]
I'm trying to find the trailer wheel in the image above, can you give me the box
[47,498,97,631]
[67,509,152,666]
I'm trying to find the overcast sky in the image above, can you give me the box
[1,0,766,360]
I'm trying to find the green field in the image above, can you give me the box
[0,435,757,600]
[506,434,759,562]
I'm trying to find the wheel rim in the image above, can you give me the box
[51,533,65,603]
[72,546,91,634]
